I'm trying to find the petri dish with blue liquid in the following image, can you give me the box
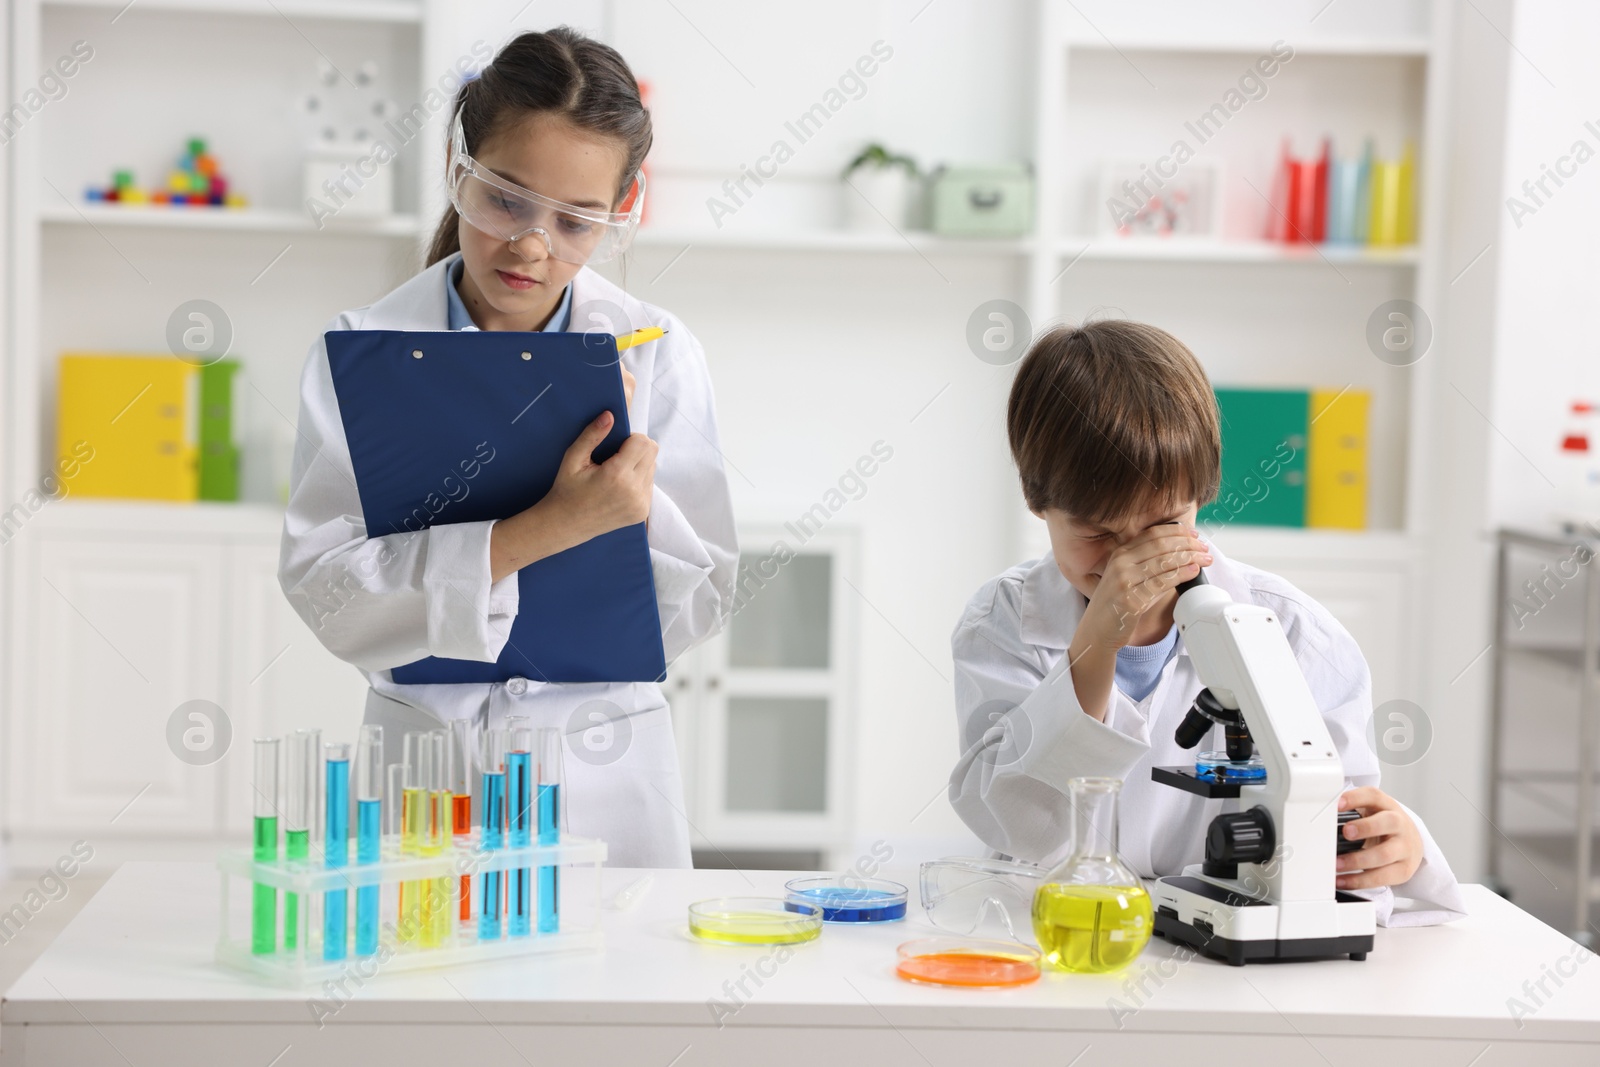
[1195,750,1266,782]
[784,876,908,923]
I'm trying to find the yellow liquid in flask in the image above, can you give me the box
[1031,883,1152,973]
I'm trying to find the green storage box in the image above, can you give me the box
[1199,388,1308,528]
[929,164,1034,237]
[198,359,241,502]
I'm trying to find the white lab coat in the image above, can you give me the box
[278,254,738,868]
[948,540,1468,927]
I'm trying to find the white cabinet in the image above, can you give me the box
[11,535,226,835]
[6,513,370,843]
[669,526,858,863]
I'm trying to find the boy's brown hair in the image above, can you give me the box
[1007,319,1220,524]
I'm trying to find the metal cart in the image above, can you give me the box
[1488,527,1600,944]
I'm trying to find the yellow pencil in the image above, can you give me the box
[614,326,667,352]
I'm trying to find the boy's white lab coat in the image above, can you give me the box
[949,540,1467,927]
[279,254,737,868]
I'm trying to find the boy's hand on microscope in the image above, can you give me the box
[621,366,636,409]
[1334,786,1423,889]
[1077,525,1212,651]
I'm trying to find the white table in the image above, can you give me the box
[3,863,1598,1066]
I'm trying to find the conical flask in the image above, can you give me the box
[1031,777,1152,972]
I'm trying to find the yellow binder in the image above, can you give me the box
[58,354,198,501]
[1307,387,1370,529]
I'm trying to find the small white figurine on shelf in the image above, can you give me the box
[300,58,398,223]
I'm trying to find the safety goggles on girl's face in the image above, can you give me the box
[919,856,1047,942]
[447,111,644,266]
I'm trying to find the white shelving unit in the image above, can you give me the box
[3,0,446,859]
[39,203,425,236]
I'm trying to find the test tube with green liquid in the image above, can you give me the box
[448,719,474,926]
[537,727,562,934]
[354,725,383,957]
[323,742,351,962]
[283,729,318,951]
[252,738,280,955]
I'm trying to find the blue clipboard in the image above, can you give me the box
[324,329,666,685]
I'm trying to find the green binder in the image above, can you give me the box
[1199,388,1307,527]
[198,359,240,502]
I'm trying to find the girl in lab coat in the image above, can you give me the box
[279,28,737,867]
[950,320,1466,926]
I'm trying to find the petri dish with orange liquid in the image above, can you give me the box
[895,937,1041,988]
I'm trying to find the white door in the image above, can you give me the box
[672,526,858,857]
[13,534,226,835]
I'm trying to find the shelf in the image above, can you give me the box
[1063,37,1431,58]
[1201,526,1417,564]
[631,227,1032,256]
[42,0,425,22]
[34,499,286,538]
[40,203,423,237]
[1056,239,1420,265]
[1503,645,1599,683]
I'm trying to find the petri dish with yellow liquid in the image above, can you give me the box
[688,897,824,945]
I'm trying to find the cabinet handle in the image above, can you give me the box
[707,676,721,691]
[675,676,691,691]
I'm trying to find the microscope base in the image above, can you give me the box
[1151,875,1375,967]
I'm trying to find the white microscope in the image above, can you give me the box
[1148,570,1375,965]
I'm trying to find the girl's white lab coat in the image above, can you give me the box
[279,254,737,868]
[948,540,1468,927]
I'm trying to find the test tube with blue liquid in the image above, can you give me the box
[479,728,507,941]
[283,730,318,951]
[251,738,279,955]
[537,727,562,933]
[508,722,534,937]
[354,725,383,957]
[323,742,351,961]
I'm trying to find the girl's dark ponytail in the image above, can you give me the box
[426,27,652,268]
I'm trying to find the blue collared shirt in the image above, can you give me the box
[446,256,573,333]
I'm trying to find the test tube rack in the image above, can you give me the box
[216,831,605,987]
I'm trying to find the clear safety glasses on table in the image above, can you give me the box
[919,856,1048,941]
[447,111,644,266]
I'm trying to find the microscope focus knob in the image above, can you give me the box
[1207,807,1276,866]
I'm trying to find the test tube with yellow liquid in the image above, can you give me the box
[1031,777,1151,974]
[426,729,451,946]
[398,732,430,945]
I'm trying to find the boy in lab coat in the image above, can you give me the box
[948,319,1465,925]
